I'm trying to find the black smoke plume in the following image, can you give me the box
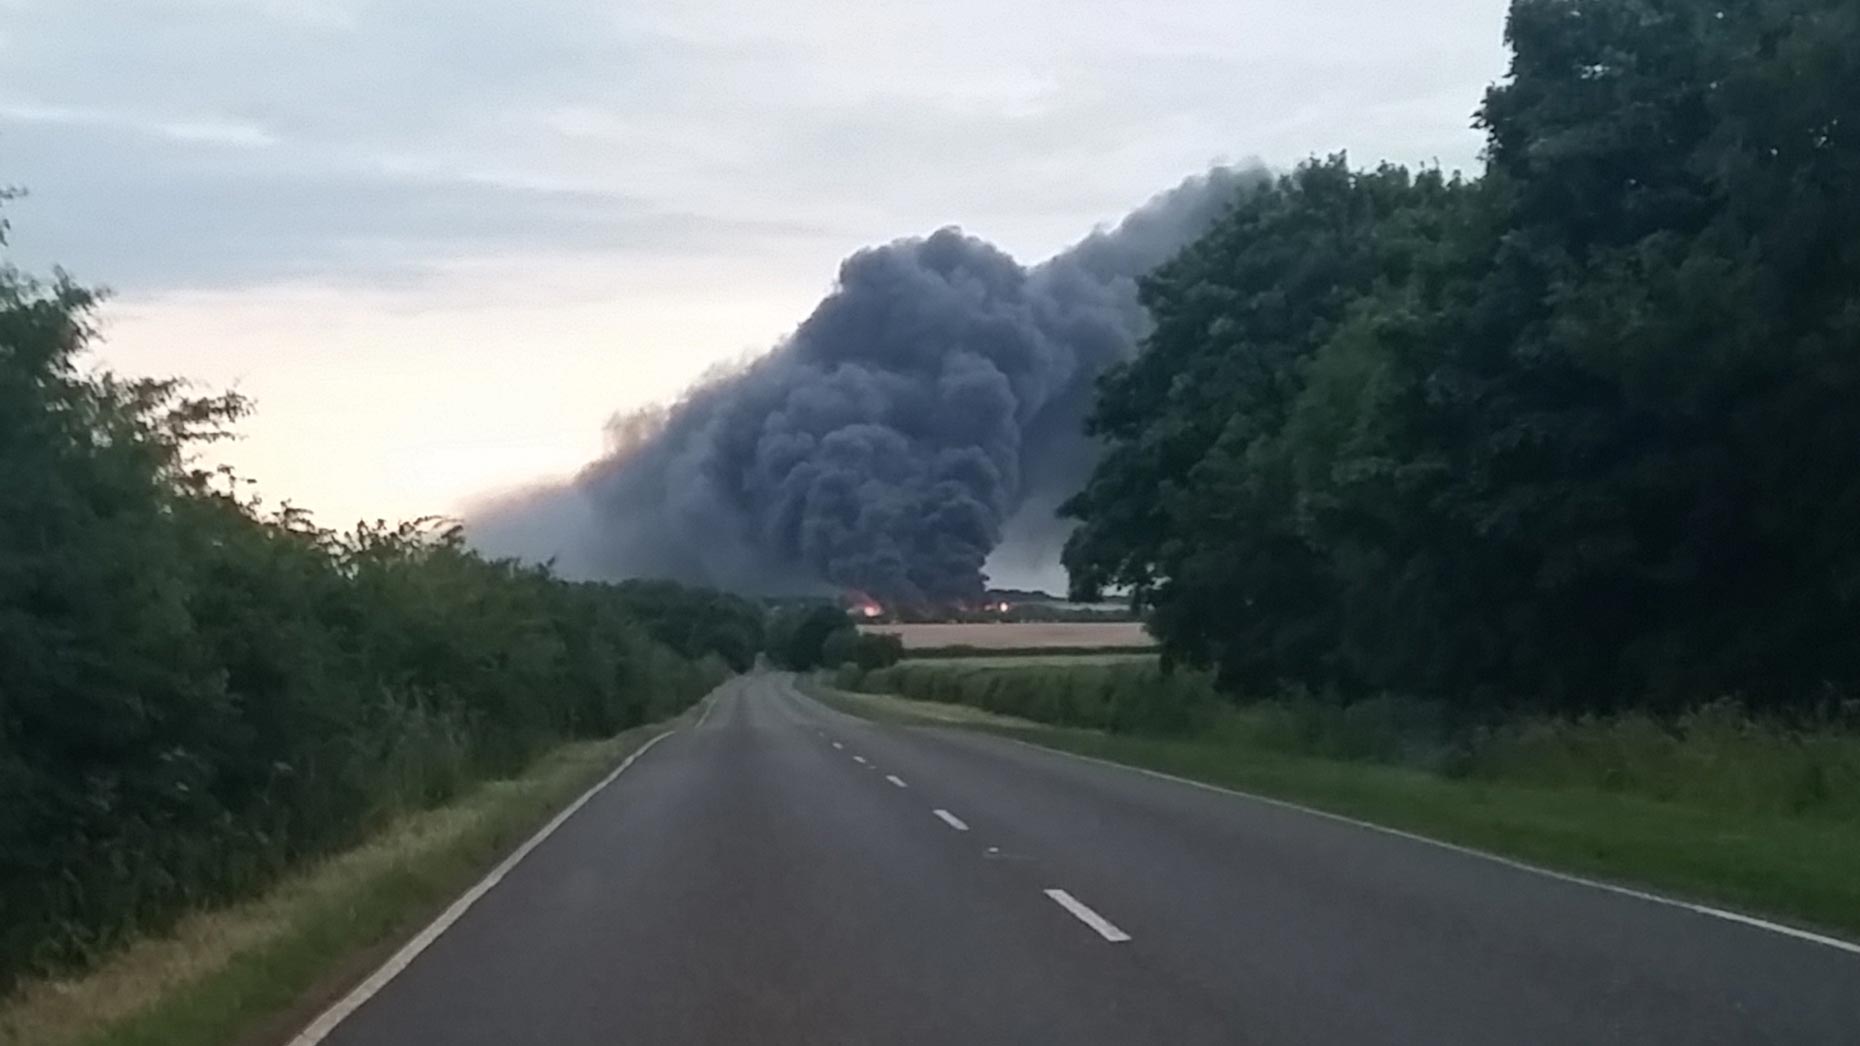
[469,167,1261,607]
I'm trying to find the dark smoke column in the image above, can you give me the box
[469,167,1260,607]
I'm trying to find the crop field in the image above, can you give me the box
[860,621,1154,651]
[903,653,1159,668]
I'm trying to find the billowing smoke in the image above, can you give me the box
[469,166,1262,606]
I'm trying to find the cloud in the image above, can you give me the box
[3,0,1509,297]
[0,115,831,290]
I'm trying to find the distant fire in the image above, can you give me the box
[844,590,885,619]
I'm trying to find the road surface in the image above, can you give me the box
[311,673,1859,1045]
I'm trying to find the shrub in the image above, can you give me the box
[0,246,746,989]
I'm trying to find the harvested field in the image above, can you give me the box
[861,621,1154,651]
[905,653,1158,668]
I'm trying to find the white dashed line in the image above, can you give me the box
[932,809,969,831]
[886,775,908,788]
[853,755,869,765]
[1044,889,1131,943]
[831,741,844,750]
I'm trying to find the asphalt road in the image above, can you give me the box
[312,672,1859,1045]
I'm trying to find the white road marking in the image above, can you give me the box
[886,775,908,788]
[853,755,869,765]
[998,737,1860,957]
[933,809,969,831]
[831,741,844,750]
[694,691,721,729]
[1045,889,1132,943]
[286,728,680,1045]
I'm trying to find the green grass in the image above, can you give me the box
[813,670,1860,942]
[0,703,704,1046]
[843,657,1217,734]
[1006,727,1860,940]
[807,680,1053,729]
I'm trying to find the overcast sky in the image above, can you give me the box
[0,0,1511,526]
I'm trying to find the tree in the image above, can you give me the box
[1063,0,1860,713]
[764,603,857,671]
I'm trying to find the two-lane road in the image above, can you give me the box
[309,673,1859,1045]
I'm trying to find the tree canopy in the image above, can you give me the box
[1064,0,1860,714]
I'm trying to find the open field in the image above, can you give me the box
[861,621,1154,650]
[904,653,1158,668]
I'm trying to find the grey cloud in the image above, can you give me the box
[0,117,824,290]
[4,0,1505,297]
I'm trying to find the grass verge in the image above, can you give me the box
[806,678,1860,943]
[807,681,1052,729]
[0,705,700,1046]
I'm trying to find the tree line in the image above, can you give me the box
[764,602,904,672]
[1064,0,1860,715]
[0,219,760,988]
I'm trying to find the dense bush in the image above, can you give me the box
[849,660,1218,735]
[820,630,904,672]
[1064,0,1860,715]
[1206,692,1860,820]
[764,604,856,671]
[0,226,747,988]
[1465,701,1860,819]
[610,578,765,672]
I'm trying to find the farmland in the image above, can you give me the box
[859,621,1154,652]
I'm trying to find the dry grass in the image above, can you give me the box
[0,723,677,1046]
[862,621,1154,650]
[908,653,1159,668]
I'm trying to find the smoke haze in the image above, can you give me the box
[469,167,1263,605]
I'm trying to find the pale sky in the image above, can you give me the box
[0,0,1511,527]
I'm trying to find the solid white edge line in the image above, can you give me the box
[886,775,908,788]
[286,727,681,1044]
[996,736,1860,957]
[784,677,1855,955]
[932,808,969,831]
[1045,888,1132,943]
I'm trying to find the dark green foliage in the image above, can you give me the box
[819,630,905,672]
[764,604,857,670]
[1064,0,1860,714]
[611,578,766,672]
[0,232,742,988]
